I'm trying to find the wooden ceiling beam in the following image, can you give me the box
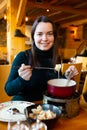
[55,14,82,22]
[62,18,87,27]
[27,1,87,16]
[74,2,87,8]
[16,0,27,26]
[48,11,62,17]
[57,16,87,25]
[50,0,68,5]
[50,0,58,4]
[0,0,7,19]
[0,0,7,11]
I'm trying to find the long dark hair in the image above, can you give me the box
[30,15,59,67]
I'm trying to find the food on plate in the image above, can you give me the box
[29,105,56,120]
[55,64,61,71]
[31,105,42,114]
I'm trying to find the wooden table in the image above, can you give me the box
[0,96,87,130]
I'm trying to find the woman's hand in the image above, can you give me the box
[18,64,32,81]
[65,65,79,79]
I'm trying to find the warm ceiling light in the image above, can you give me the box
[25,16,29,22]
[4,13,7,20]
[46,9,49,12]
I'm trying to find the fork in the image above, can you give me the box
[13,66,54,70]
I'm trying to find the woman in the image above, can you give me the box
[5,16,78,101]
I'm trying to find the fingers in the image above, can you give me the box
[21,63,32,70]
[65,65,79,79]
[67,66,78,73]
[20,69,32,80]
[18,64,32,80]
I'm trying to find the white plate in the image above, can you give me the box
[0,101,34,122]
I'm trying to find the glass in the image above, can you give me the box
[8,121,30,130]
[30,120,47,130]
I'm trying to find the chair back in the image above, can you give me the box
[76,56,87,70]
[82,75,87,94]
[61,63,82,91]
[0,64,12,102]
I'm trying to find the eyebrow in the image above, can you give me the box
[36,31,53,33]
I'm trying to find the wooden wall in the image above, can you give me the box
[65,25,83,49]
[0,24,84,61]
[6,0,26,63]
[0,0,86,62]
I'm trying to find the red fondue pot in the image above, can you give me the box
[47,79,76,98]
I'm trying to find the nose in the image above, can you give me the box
[42,34,48,41]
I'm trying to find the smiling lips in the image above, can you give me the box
[41,42,51,48]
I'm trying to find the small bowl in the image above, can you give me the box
[24,104,62,128]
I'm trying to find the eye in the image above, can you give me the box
[47,32,54,36]
[37,33,42,36]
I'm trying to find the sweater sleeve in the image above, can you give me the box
[4,51,32,96]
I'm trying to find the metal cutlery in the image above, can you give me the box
[13,66,54,70]
[34,66,54,70]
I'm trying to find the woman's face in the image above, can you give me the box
[34,22,54,51]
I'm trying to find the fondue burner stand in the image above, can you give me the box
[43,92,80,118]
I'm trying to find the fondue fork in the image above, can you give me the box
[13,66,54,70]
[34,66,54,70]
